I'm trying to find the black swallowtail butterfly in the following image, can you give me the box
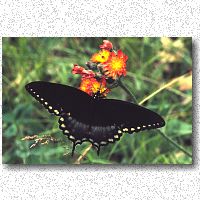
[25,81,165,156]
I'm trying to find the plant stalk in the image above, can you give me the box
[157,130,192,158]
[118,79,138,104]
[119,78,192,158]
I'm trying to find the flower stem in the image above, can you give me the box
[119,75,192,158]
[157,130,192,158]
[118,79,138,104]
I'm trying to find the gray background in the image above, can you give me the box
[0,0,199,199]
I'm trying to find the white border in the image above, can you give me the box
[1,0,199,199]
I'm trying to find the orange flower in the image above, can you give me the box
[72,64,95,78]
[99,40,113,51]
[178,73,192,91]
[79,77,110,96]
[103,50,128,79]
[91,49,111,63]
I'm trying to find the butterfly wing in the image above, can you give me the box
[57,98,165,149]
[26,81,165,155]
[26,81,96,154]
[93,99,165,129]
[25,81,92,121]
[84,99,165,146]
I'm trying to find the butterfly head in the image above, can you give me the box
[92,76,110,99]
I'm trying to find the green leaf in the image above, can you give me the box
[91,159,112,164]
[4,124,17,138]
[3,113,15,123]
[166,119,192,137]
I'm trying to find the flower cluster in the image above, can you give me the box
[72,40,128,96]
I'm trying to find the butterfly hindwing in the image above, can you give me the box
[58,113,122,148]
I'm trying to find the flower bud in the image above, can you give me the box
[99,40,113,51]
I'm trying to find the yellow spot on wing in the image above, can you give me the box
[60,117,64,121]
[54,110,59,115]
[61,124,66,128]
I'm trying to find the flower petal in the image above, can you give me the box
[72,64,95,78]
[91,50,111,63]
[72,64,85,74]
[102,50,128,79]
[79,77,110,96]
[99,40,113,51]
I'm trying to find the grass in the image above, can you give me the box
[2,37,192,164]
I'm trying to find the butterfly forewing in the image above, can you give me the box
[25,81,92,123]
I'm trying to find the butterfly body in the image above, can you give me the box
[25,81,165,156]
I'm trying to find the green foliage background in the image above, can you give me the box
[2,37,192,164]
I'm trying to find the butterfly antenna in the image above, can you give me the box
[99,79,103,92]
[90,76,104,94]
[100,76,105,90]
[98,76,106,93]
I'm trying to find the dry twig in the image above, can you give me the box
[74,144,93,164]
[22,134,60,149]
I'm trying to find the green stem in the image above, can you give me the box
[118,78,192,158]
[118,79,138,104]
[157,130,192,158]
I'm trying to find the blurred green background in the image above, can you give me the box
[2,37,192,164]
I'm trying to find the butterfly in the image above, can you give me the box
[25,81,165,156]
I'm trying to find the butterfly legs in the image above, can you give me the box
[71,142,77,157]
[71,142,101,157]
[96,145,101,156]
[92,143,101,156]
